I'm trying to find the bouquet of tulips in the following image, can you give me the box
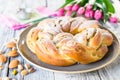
[54,0,118,23]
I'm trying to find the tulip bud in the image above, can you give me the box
[56,8,65,17]
[84,10,94,18]
[58,8,65,13]
[94,10,102,20]
[64,5,73,11]
[65,11,73,16]
[109,16,118,23]
[72,4,79,11]
[86,4,93,11]
[57,12,64,17]
[77,7,85,15]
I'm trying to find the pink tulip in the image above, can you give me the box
[94,10,103,20]
[65,11,73,16]
[86,4,93,11]
[84,10,94,18]
[109,16,118,23]
[56,8,65,16]
[72,4,79,11]
[64,5,73,11]
[57,12,64,17]
[58,8,65,13]
[77,7,85,15]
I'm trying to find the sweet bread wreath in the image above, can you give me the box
[26,17,113,66]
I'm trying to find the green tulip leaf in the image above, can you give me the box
[59,0,75,9]
[79,0,89,6]
[89,0,96,5]
[103,0,115,13]
[65,0,73,3]
[93,4,97,10]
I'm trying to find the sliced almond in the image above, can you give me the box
[9,60,19,69]
[21,70,28,76]
[18,64,23,71]
[24,64,31,70]
[0,54,7,63]
[0,65,4,69]
[6,41,16,48]
[8,50,19,57]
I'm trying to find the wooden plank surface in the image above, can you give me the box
[0,0,120,80]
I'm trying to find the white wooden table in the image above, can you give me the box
[0,0,120,80]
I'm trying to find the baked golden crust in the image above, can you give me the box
[26,17,113,66]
